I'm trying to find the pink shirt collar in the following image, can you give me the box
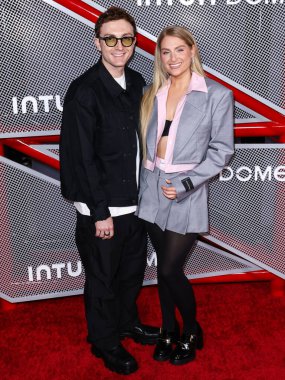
[156,72,208,97]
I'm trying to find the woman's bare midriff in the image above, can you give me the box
[157,136,168,159]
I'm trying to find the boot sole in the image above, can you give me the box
[153,354,171,362]
[169,338,203,365]
[91,346,138,375]
[169,355,196,366]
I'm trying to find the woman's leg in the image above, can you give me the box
[160,230,198,334]
[145,222,177,332]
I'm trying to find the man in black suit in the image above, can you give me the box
[60,7,159,375]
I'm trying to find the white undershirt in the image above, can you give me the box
[74,73,140,218]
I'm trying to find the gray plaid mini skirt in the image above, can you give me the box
[136,165,208,234]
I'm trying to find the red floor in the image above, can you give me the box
[1,282,285,380]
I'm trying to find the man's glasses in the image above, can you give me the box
[99,36,135,47]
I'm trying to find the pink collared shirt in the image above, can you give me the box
[144,72,208,173]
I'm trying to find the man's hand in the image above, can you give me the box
[95,217,114,239]
[161,179,177,200]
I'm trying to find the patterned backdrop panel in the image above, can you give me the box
[1,0,284,137]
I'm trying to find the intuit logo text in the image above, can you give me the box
[12,95,63,114]
[28,261,82,282]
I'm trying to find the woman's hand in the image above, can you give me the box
[161,179,177,200]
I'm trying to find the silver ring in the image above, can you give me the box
[104,231,110,236]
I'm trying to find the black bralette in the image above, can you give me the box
[161,120,172,137]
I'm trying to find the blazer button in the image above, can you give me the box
[129,115,134,120]
[122,179,126,183]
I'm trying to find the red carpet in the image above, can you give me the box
[1,282,285,380]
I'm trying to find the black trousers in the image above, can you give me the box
[76,212,147,349]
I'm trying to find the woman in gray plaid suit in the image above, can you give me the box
[136,26,234,365]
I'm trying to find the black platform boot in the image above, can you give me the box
[169,323,203,365]
[153,327,179,362]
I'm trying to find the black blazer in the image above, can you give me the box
[60,60,145,222]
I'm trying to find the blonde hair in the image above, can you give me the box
[140,26,205,159]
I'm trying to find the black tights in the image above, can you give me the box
[146,222,198,335]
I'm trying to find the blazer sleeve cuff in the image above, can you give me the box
[171,176,195,203]
[89,205,111,223]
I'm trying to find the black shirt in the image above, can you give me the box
[60,60,145,222]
